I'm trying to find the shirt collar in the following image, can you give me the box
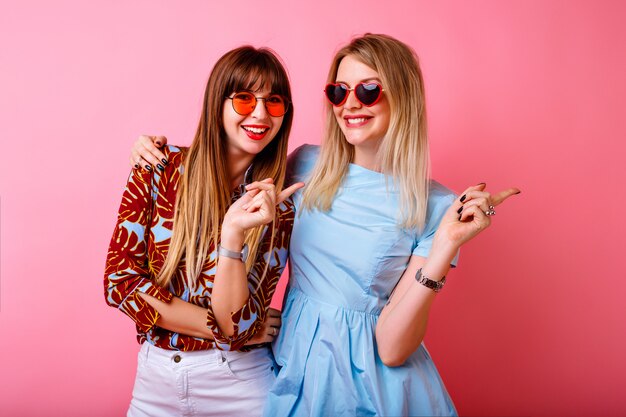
[232,164,254,201]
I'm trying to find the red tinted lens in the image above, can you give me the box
[265,94,288,117]
[355,83,383,106]
[231,92,256,115]
[325,83,349,106]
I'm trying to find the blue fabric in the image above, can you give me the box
[266,145,458,417]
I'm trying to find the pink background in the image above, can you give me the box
[1,1,625,415]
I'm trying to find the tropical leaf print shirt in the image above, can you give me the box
[104,145,294,351]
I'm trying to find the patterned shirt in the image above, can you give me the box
[104,145,294,351]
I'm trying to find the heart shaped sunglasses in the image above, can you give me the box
[324,82,385,107]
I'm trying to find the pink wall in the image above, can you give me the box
[1,1,625,415]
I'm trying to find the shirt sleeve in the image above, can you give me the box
[412,190,460,267]
[206,199,295,351]
[104,166,173,333]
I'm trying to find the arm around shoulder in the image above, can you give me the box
[104,165,174,333]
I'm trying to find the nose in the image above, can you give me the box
[343,89,362,110]
[251,97,270,119]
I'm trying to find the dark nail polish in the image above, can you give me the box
[457,206,463,214]
[460,194,466,202]
[157,164,164,171]
[162,159,168,165]
[477,182,486,186]
[145,165,152,171]
[134,163,139,169]
[458,214,462,221]
[515,190,521,194]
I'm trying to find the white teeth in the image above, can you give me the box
[243,126,268,134]
[346,118,368,125]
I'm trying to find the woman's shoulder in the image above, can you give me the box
[149,145,186,189]
[286,144,320,184]
[289,144,320,165]
[428,180,457,202]
[163,145,186,167]
[423,180,457,222]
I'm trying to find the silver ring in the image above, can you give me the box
[271,327,277,336]
[485,207,496,216]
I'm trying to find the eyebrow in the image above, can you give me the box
[238,87,274,96]
[334,77,382,86]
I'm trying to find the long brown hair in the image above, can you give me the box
[302,33,430,230]
[158,46,293,289]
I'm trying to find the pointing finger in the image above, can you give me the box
[491,188,521,206]
[277,182,305,204]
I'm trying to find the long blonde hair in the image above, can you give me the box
[301,33,430,230]
[158,46,293,289]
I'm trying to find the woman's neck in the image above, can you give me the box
[352,144,381,172]
[226,151,254,190]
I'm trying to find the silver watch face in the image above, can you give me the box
[241,244,249,262]
[218,244,249,262]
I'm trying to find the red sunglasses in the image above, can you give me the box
[226,91,290,117]
[324,82,385,107]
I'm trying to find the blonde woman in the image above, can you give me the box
[104,46,302,417]
[131,34,519,416]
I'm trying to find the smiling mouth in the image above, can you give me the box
[344,117,372,127]
[242,125,270,140]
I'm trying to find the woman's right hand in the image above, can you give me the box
[130,135,169,170]
[221,179,304,246]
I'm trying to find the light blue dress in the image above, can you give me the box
[266,145,458,416]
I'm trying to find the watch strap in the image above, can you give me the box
[217,244,249,262]
[415,268,445,293]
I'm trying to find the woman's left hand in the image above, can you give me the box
[244,308,282,345]
[434,183,520,252]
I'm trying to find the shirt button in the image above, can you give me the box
[173,355,181,363]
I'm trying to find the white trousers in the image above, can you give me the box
[127,342,276,417]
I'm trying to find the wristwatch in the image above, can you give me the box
[415,268,446,293]
[217,244,249,262]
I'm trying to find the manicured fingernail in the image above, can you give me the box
[145,165,152,171]
[134,163,139,169]
[460,194,466,202]
[477,182,486,186]
[515,190,521,194]
[458,214,462,221]
[457,206,463,214]
[157,164,164,171]
[161,159,168,165]
[156,142,162,146]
